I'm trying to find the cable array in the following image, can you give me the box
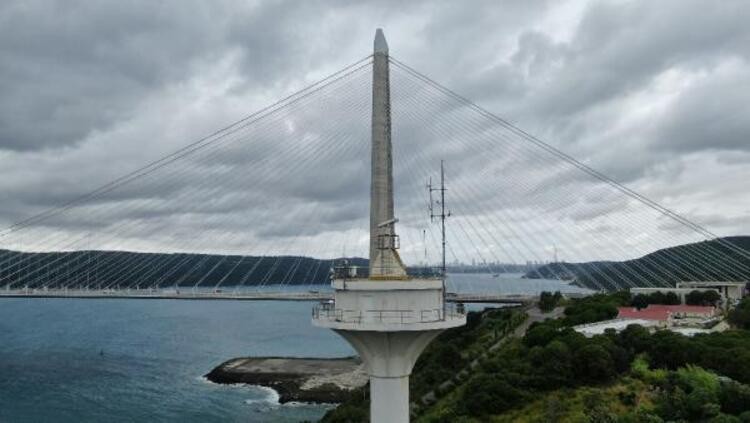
[0,55,747,295]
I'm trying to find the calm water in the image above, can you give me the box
[0,275,587,422]
[447,272,592,295]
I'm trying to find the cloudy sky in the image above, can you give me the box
[0,0,748,265]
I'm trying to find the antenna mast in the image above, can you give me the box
[428,160,451,277]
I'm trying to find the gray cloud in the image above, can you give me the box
[0,0,748,265]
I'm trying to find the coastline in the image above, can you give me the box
[205,356,367,404]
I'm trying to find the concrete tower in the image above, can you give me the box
[369,28,406,279]
[313,29,466,423]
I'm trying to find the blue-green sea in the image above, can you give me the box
[0,298,351,422]
[0,274,588,422]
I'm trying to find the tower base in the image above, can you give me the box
[313,279,466,422]
[333,328,449,423]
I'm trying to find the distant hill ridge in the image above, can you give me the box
[3,236,748,290]
[0,250,368,289]
[524,236,750,291]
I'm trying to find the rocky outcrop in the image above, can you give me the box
[205,356,367,404]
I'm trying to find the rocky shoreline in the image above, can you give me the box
[205,356,367,404]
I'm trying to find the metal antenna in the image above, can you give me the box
[428,160,451,278]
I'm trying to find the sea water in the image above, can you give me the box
[0,299,349,422]
[0,275,587,422]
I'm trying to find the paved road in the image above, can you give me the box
[0,289,535,304]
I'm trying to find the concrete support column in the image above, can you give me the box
[371,376,410,423]
[334,328,446,422]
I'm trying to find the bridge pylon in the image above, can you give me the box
[312,29,466,423]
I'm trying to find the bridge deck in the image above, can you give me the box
[0,289,537,304]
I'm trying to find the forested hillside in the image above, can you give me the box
[322,293,750,422]
[526,236,750,291]
[0,250,367,288]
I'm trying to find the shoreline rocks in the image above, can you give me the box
[205,356,367,404]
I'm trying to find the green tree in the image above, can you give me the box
[532,340,573,387]
[704,290,722,306]
[729,298,750,329]
[710,414,742,423]
[632,294,650,310]
[523,322,558,348]
[574,344,615,383]
[649,331,697,370]
[619,324,652,354]
[686,388,721,420]
[539,291,557,312]
[460,374,527,416]
[721,382,750,415]
[676,365,721,398]
[686,290,721,306]
[686,290,705,305]
[656,386,689,421]
[664,291,681,305]
[648,291,666,305]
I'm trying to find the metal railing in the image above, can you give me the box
[331,263,445,281]
[312,302,465,324]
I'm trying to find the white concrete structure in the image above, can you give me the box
[573,318,662,337]
[368,28,405,280]
[631,282,746,305]
[676,281,746,302]
[573,319,722,338]
[312,29,465,423]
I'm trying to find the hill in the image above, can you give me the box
[525,236,750,291]
[321,293,750,422]
[0,249,367,289]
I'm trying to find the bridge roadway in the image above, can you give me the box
[0,289,539,305]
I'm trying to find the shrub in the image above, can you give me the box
[461,374,528,416]
[686,290,722,306]
[721,382,750,415]
[729,298,750,329]
[539,291,560,312]
[574,344,616,383]
[675,365,721,398]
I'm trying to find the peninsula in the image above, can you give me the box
[205,356,367,404]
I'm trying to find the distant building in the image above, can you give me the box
[574,305,719,338]
[630,281,747,305]
[573,318,662,337]
[617,304,716,321]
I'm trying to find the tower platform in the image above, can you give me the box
[313,278,465,330]
[313,278,465,422]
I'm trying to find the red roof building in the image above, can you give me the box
[617,305,715,321]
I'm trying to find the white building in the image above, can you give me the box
[573,318,662,337]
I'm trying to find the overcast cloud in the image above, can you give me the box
[0,0,748,264]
